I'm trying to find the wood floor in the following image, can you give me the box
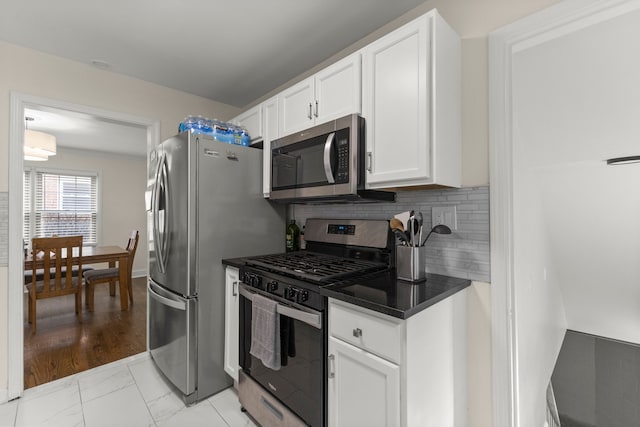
[23,276,148,389]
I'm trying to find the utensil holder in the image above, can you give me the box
[395,245,425,282]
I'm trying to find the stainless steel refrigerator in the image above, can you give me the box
[147,131,285,404]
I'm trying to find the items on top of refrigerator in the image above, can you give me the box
[179,115,250,146]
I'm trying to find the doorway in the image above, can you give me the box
[8,93,160,398]
[489,0,640,424]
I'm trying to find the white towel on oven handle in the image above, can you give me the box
[250,293,281,370]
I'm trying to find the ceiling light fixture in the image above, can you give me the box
[606,155,640,165]
[24,117,56,162]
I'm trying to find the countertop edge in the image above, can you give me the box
[221,258,247,269]
[320,274,472,319]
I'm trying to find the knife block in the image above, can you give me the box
[395,245,425,282]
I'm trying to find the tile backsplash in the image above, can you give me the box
[290,186,490,282]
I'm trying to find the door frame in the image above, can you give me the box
[7,92,160,399]
[489,0,637,424]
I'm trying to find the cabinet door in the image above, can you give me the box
[223,266,240,382]
[328,337,400,427]
[234,104,262,143]
[363,15,432,188]
[315,52,361,125]
[279,76,314,137]
[262,96,278,198]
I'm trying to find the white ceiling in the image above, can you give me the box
[6,0,429,157]
[25,107,148,157]
[1,0,428,108]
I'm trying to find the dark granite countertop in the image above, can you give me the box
[221,257,248,269]
[320,270,471,319]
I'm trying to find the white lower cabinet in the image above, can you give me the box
[328,336,400,427]
[223,266,240,382]
[327,292,468,427]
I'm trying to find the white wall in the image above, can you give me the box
[0,40,240,392]
[512,4,640,345]
[25,147,148,276]
[495,1,640,424]
[467,281,493,426]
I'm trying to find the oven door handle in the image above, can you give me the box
[239,286,322,329]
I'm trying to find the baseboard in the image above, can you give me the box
[0,388,8,405]
[132,270,147,279]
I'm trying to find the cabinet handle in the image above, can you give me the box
[232,281,238,296]
[366,152,373,172]
[328,354,335,378]
[314,100,319,118]
[308,103,313,120]
[353,328,363,338]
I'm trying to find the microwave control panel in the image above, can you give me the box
[335,137,349,183]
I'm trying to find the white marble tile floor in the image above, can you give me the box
[0,352,257,427]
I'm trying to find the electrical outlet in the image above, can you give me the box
[432,206,457,230]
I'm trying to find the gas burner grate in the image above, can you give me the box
[246,251,387,283]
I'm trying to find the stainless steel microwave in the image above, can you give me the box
[269,114,395,203]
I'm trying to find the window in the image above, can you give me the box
[23,168,99,245]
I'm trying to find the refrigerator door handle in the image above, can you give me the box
[153,154,170,273]
[148,281,186,311]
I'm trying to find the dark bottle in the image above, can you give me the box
[286,220,300,252]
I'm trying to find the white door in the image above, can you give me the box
[328,337,400,427]
[315,53,361,125]
[223,267,240,382]
[363,15,431,188]
[279,76,314,137]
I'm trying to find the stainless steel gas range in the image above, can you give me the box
[237,218,394,427]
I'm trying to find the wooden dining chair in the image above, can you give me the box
[84,230,139,312]
[28,235,84,333]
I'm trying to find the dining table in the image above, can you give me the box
[24,245,131,311]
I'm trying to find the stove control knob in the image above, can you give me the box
[284,287,298,301]
[296,290,309,304]
[245,274,262,289]
[266,280,279,293]
[242,272,251,284]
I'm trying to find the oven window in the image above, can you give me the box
[240,296,324,427]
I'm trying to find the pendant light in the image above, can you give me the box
[24,117,56,161]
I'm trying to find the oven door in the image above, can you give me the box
[239,284,326,427]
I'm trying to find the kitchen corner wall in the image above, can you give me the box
[291,185,490,283]
[0,193,7,266]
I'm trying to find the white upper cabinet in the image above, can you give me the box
[262,96,278,197]
[230,96,279,198]
[362,10,461,189]
[279,52,361,137]
[233,104,262,144]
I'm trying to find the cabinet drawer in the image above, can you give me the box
[329,300,402,363]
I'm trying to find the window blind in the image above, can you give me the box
[24,170,98,245]
[23,170,31,243]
